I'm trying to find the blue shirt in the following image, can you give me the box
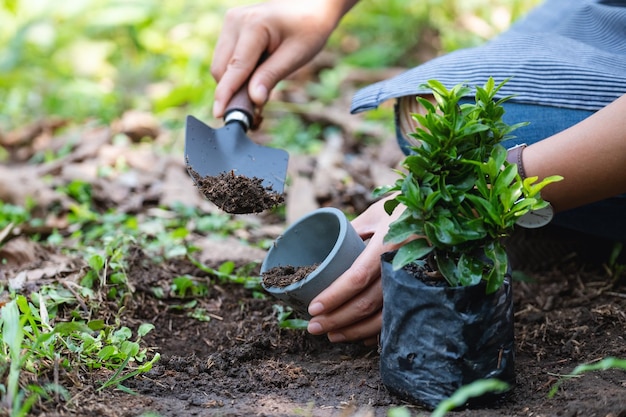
[351,0,626,113]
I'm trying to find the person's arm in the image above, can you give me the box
[307,93,626,344]
[211,0,359,119]
[523,93,626,213]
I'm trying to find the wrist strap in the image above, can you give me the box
[506,144,528,180]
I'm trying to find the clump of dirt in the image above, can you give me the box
[187,165,284,214]
[262,264,319,288]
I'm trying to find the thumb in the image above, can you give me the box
[247,61,282,108]
[248,44,309,107]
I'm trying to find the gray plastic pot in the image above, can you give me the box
[260,207,366,317]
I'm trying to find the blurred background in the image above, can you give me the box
[0,0,540,136]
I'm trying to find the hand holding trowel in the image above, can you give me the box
[185,81,289,214]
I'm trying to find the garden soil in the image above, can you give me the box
[63,250,626,417]
[186,166,284,214]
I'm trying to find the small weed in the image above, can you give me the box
[548,357,626,398]
[431,379,510,416]
[0,294,158,415]
[266,113,323,154]
[171,275,209,298]
[168,300,213,322]
[187,256,262,291]
[273,305,308,330]
[387,406,412,417]
[0,201,33,231]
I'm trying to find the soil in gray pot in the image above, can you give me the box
[187,165,283,214]
[262,264,319,288]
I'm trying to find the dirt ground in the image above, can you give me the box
[1,86,625,416]
[61,247,626,417]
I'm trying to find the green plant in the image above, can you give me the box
[548,357,626,398]
[375,78,562,293]
[272,305,308,330]
[0,294,158,416]
[0,201,34,231]
[431,379,510,416]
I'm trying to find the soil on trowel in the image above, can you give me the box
[187,165,284,214]
[262,264,319,288]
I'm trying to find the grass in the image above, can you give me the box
[0,176,264,415]
[0,294,159,415]
[548,357,626,399]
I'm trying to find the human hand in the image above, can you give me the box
[211,0,354,119]
[306,197,404,346]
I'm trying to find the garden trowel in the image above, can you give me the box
[184,83,289,194]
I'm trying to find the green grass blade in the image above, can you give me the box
[431,379,510,417]
[548,357,626,398]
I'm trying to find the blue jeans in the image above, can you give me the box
[395,99,626,243]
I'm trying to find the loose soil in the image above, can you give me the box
[262,264,319,288]
[188,165,284,214]
[13,244,624,417]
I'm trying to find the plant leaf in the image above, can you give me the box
[484,242,508,294]
[392,239,433,270]
[435,251,459,287]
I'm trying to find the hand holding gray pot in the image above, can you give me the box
[261,207,366,317]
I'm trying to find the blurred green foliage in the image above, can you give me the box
[0,0,539,131]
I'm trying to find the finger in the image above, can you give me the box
[308,273,383,337]
[210,20,239,83]
[247,38,316,104]
[212,28,269,118]
[351,194,401,238]
[308,225,386,317]
[362,336,379,347]
[327,309,382,344]
[351,214,376,240]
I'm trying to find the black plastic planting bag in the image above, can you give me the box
[379,251,515,409]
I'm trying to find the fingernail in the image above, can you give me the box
[252,84,268,103]
[328,332,346,343]
[308,302,324,316]
[212,100,221,118]
[307,321,323,335]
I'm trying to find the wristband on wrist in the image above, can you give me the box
[506,143,555,228]
[506,143,527,180]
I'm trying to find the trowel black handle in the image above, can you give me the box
[224,82,254,132]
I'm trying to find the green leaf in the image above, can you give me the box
[484,242,508,294]
[457,254,484,286]
[549,357,626,398]
[120,340,140,357]
[383,198,401,216]
[137,323,155,337]
[385,210,423,244]
[278,319,309,330]
[465,194,499,226]
[457,122,489,138]
[435,251,459,287]
[387,406,412,417]
[54,321,93,335]
[391,239,433,270]
[88,254,105,272]
[98,345,117,361]
[424,217,466,246]
[432,379,510,417]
